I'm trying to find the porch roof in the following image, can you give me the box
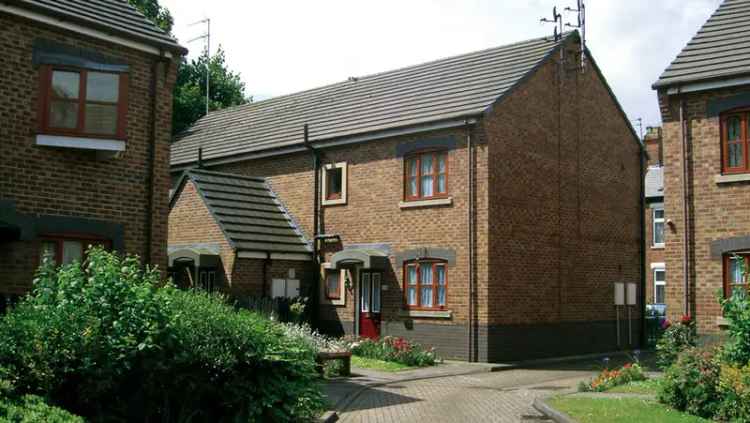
[330,248,390,270]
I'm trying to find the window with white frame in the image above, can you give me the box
[653,206,665,247]
[653,268,666,304]
[322,162,347,206]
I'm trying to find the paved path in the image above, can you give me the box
[336,367,596,422]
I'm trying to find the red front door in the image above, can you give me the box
[359,272,382,339]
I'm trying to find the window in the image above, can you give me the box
[653,268,666,304]
[325,270,341,299]
[404,260,447,309]
[322,162,347,206]
[40,66,128,139]
[271,278,300,299]
[39,236,110,266]
[653,207,665,247]
[326,168,343,200]
[724,254,749,298]
[404,151,448,200]
[722,112,749,173]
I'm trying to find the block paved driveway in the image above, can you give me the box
[337,366,596,422]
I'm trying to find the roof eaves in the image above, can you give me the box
[6,0,187,55]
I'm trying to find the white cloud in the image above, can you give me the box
[161,0,721,128]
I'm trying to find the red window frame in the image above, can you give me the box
[38,65,129,140]
[404,151,449,201]
[325,270,342,300]
[721,111,750,174]
[724,254,750,298]
[38,234,111,266]
[403,260,447,310]
[325,167,343,201]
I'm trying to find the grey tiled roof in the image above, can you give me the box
[171,32,575,166]
[172,169,311,255]
[645,166,664,199]
[654,0,750,89]
[12,0,186,54]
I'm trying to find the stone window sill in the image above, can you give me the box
[399,197,453,209]
[651,244,665,250]
[717,317,729,327]
[715,173,750,184]
[399,309,452,319]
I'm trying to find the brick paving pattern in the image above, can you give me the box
[338,368,593,422]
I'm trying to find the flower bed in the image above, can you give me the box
[346,336,440,367]
[578,362,647,392]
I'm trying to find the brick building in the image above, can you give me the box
[168,169,313,300]
[653,0,750,334]
[0,0,185,300]
[644,127,666,313]
[171,31,643,362]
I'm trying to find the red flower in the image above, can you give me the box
[681,315,692,325]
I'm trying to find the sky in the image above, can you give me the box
[160,0,722,133]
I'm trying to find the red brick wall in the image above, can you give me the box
[659,85,750,333]
[216,127,488,328]
[484,46,642,326]
[0,13,177,291]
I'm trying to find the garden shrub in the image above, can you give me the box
[348,336,439,367]
[0,395,84,423]
[656,315,697,369]
[578,363,646,392]
[658,347,722,419]
[0,248,324,422]
[716,363,750,422]
[721,289,750,366]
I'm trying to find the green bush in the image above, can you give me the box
[348,336,439,367]
[716,363,750,422]
[656,315,697,370]
[721,289,750,366]
[0,395,83,423]
[0,248,324,422]
[658,347,722,419]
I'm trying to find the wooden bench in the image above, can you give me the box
[316,351,352,376]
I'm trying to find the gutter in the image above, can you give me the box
[678,94,691,317]
[303,124,322,326]
[170,116,479,172]
[639,142,647,347]
[465,120,475,362]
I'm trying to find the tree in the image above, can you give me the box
[127,0,250,135]
[128,0,173,33]
[173,47,250,135]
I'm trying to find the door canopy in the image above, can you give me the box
[330,248,389,270]
[168,245,221,268]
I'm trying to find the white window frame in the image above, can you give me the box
[652,206,665,248]
[321,162,347,206]
[653,266,666,305]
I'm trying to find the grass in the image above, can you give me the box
[351,355,414,372]
[548,397,712,423]
[607,378,661,395]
